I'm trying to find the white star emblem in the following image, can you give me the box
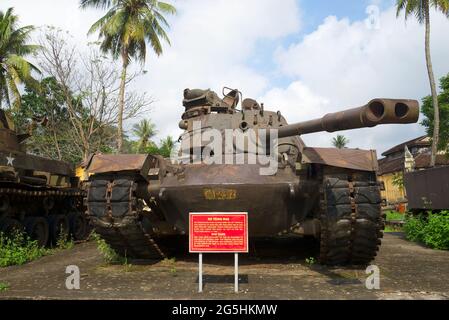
[6,154,14,166]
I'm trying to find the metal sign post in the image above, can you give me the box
[234,253,238,293]
[199,253,203,293]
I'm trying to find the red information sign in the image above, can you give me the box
[189,212,248,253]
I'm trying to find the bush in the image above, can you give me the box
[423,211,449,250]
[0,231,48,267]
[404,214,426,242]
[404,211,449,250]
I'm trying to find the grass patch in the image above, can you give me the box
[0,282,9,291]
[385,211,405,221]
[55,231,74,250]
[384,226,403,233]
[0,231,48,267]
[90,232,126,264]
[161,257,177,276]
[0,229,75,268]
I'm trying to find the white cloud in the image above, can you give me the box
[137,0,301,140]
[271,6,449,153]
[1,0,99,42]
[2,1,448,156]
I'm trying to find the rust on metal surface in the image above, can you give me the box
[86,153,152,176]
[278,99,419,138]
[405,166,449,210]
[302,147,378,172]
[0,109,87,244]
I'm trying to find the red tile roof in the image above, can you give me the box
[378,153,449,175]
[381,135,429,157]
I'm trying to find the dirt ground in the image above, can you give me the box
[1,233,448,300]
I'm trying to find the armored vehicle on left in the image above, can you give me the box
[0,109,88,246]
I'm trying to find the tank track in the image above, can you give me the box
[0,185,84,221]
[319,170,384,265]
[86,178,166,260]
[0,186,83,198]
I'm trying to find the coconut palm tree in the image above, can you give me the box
[80,0,176,152]
[158,135,175,158]
[396,0,449,167]
[132,118,157,153]
[332,135,349,149]
[0,8,40,110]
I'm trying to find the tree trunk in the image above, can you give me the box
[425,3,440,167]
[117,50,129,153]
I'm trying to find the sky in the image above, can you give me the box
[2,0,449,156]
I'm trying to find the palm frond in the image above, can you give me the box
[80,0,115,10]
[83,0,175,64]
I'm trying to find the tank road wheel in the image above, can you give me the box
[24,217,49,247]
[319,171,384,266]
[48,215,70,244]
[68,212,88,241]
[0,218,24,236]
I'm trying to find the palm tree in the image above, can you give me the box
[396,0,449,167]
[0,8,40,110]
[80,0,176,152]
[132,118,157,152]
[159,136,175,158]
[332,135,349,149]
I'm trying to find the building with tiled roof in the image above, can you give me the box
[378,136,449,205]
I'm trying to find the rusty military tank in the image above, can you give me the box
[84,88,419,265]
[0,109,87,246]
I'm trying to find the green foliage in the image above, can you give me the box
[0,7,41,110]
[82,0,176,62]
[0,226,76,268]
[11,77,80,163]
[90,232,125,264]
[404,211,449,249]
[421,73,449,154]
[129,135,177,158]
[423,211,449,250]
[331,135,349,149]
[0,282,9,291]
[0,231,47,267]
[392,172,405,191]
[386,211,405,221]
[305,257,316,265]
[404,214,427,242]
[10,76,120,164]
[384,225,403,233]
[55,231,74,250]
[132,119,157,153]
[396,0,449,24]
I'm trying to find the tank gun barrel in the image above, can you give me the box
[277,99,419,138]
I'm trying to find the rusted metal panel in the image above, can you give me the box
[405,166,449,210]
[86,154,152,176]
[0,151,74,176]
[302,147,378,172]
[278,99,419,138]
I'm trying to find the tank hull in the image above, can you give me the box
[156,164,304,236]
